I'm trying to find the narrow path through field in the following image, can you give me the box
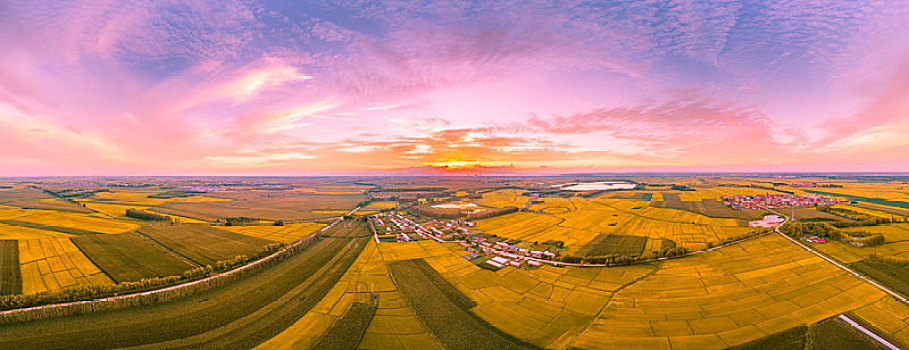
[766,207,908,349]
[567,261,662,347]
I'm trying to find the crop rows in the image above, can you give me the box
[18,239,112,294]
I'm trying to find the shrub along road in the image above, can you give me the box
[0,219,371,350]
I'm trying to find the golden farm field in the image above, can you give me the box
[0,206,140,236]
[569,234,893,350]
[477,198,753,253]
[11,210,140,234]
[220,223,325,243]
[364,201,397,209]
[833,204,907,219]
[0,223,72,240]
[257,240,441,350]
[18,238,113,294]
[475,189,530,208]
[79,202,207,223]
[377,239,659,348]
[81,191,232,206]
[811,224,909,261]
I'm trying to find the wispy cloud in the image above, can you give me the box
[1,0,908,175]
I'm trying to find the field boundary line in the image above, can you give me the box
[566,260,664,348]
[133,227,203,268]
[375,244,447,350]
[838,314,903,350]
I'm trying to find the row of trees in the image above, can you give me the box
[125,208,173,222]
[817,206,906,226]
[221,217,258,226]
[780,222,885,247]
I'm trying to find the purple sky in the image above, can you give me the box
[1,1,908,175]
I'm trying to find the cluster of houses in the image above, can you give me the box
[722,194,843,209]
[370,212,474,242]
[464,236,557,268]
[370,212,560,269]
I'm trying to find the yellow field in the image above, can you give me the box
[807,183,909,201]
[477,198,751,253]
[81,191,231,206]
[475,189,529,208]
[365,201,397,209]
[79,202,207,223]
[0,206,140,237]
[375,239,656,348]
[257,240,441,350]
[851,297,909,347]
[0,223,73,240]
[220,223,325,243]
[18,238,113,294]
[810,224,909,261]
[833,204,905,219]
[671,187,779,201]
[12,210,140,234]
[529,197,576,214]
[569,234,891,350]
[311,209,350,214]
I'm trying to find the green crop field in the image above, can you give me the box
[71,232,194,282]
[576,234,648,257]
[388,258,540,350]
[136,225,273,266]
[731,318,879,350]
[0,240,21,295]
[311,300,378,350]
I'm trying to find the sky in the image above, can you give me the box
[1,0,908,176]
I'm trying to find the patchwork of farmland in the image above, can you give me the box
[1,178,909,349]
[477,197,754,255]
[0,220,371,349]
[376,239,657,348]
[569,234,894,350]
[257,240,442,350]
[18,238,113,294]
[0,206,140,239]
[155,194,364,221]
[78,202,208,223]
